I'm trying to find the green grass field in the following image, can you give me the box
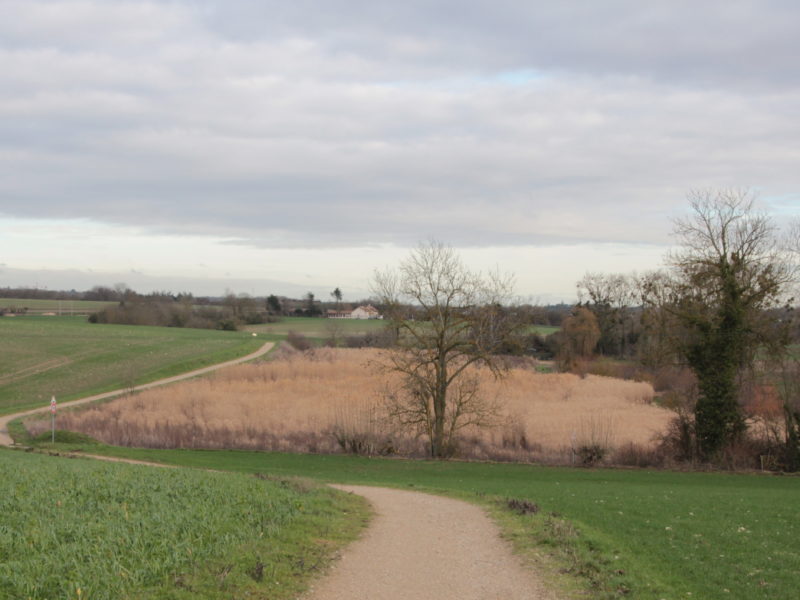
[6,313,792,599]
[71,446,800,600]
[0,448,367,600]
[0,298,117,314]
[244,317,558,340]
[244,316,388,338]
[0,316,268,415]
[528,324,559,336]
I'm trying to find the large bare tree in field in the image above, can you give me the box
[657,189,791,458]
[372,241,520,458]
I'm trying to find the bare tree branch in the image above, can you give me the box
[371,240,520,457]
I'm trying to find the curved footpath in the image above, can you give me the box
[303,485,558,600]
[0,341,274,446]
[27,457,561,599]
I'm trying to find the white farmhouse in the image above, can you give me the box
[351,305,381,319]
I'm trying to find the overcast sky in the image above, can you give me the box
[1,0,799,301]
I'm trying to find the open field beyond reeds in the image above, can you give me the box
[244,316,388,338]
[0,316,266,414]
[32,347,670,461]
[0,448,367,600]
[245,316,559,339]
[0,297,117,314]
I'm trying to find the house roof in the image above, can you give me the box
[354,304,379,313]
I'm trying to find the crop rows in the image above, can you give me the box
[0,316,263,414]
[0,450,304,599]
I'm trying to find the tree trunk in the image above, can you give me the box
[431,355,448,457]
[691,262,747,458]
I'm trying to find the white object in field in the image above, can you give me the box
[50,396,56,443]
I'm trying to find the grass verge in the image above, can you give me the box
[0,447,368,599]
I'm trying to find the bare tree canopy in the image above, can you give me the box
[372,241,520,458]
[658,189,792,457]
[577,272,638,357]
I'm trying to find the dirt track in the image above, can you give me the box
[303,485,558,600]
[0,341,274,446]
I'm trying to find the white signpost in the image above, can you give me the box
[50,396,56,443]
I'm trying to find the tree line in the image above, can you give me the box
[551,191,799,469]
[375,190,800,469]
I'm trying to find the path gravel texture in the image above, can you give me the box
[303,485,558,600]
[0,341,274,446]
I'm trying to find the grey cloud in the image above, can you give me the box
[194,0,800,88]
[1,1,799,250]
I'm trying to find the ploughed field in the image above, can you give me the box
[29,347,671,460]
[0,316,264,414]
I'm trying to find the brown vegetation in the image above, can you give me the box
[28,348,672,463]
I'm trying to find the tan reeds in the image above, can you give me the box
[27,348,672,460]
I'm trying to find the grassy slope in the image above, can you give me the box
[246,317,558,335]
[0,448,367,600]
[0,298,117,312]
[528,324,560,336]
[80,446,800,600]
[244,317,558,339]
[0,316,269,415]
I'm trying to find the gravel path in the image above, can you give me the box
[303,485,558,600]
[0,341,274,446]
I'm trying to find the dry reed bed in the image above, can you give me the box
[29,348,672,460]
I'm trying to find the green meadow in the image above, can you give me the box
[244,315,388,338]
[243,316,559,340]
[0,297,116,314]
[74,446,800,600]
[0,316,267,414]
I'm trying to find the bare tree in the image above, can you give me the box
[556,307,601,371]
[577,272,638,357]
[372,241,521,458]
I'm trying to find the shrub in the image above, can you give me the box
[611,442,666,468]
[505,498,539,515]
[286,331,312,351]
[575,443,606,466]
[216,317,238,331]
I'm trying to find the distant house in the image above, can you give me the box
[326,308,352,319]
[351,305,381,320]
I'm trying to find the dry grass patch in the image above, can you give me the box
[28,348,672,461]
